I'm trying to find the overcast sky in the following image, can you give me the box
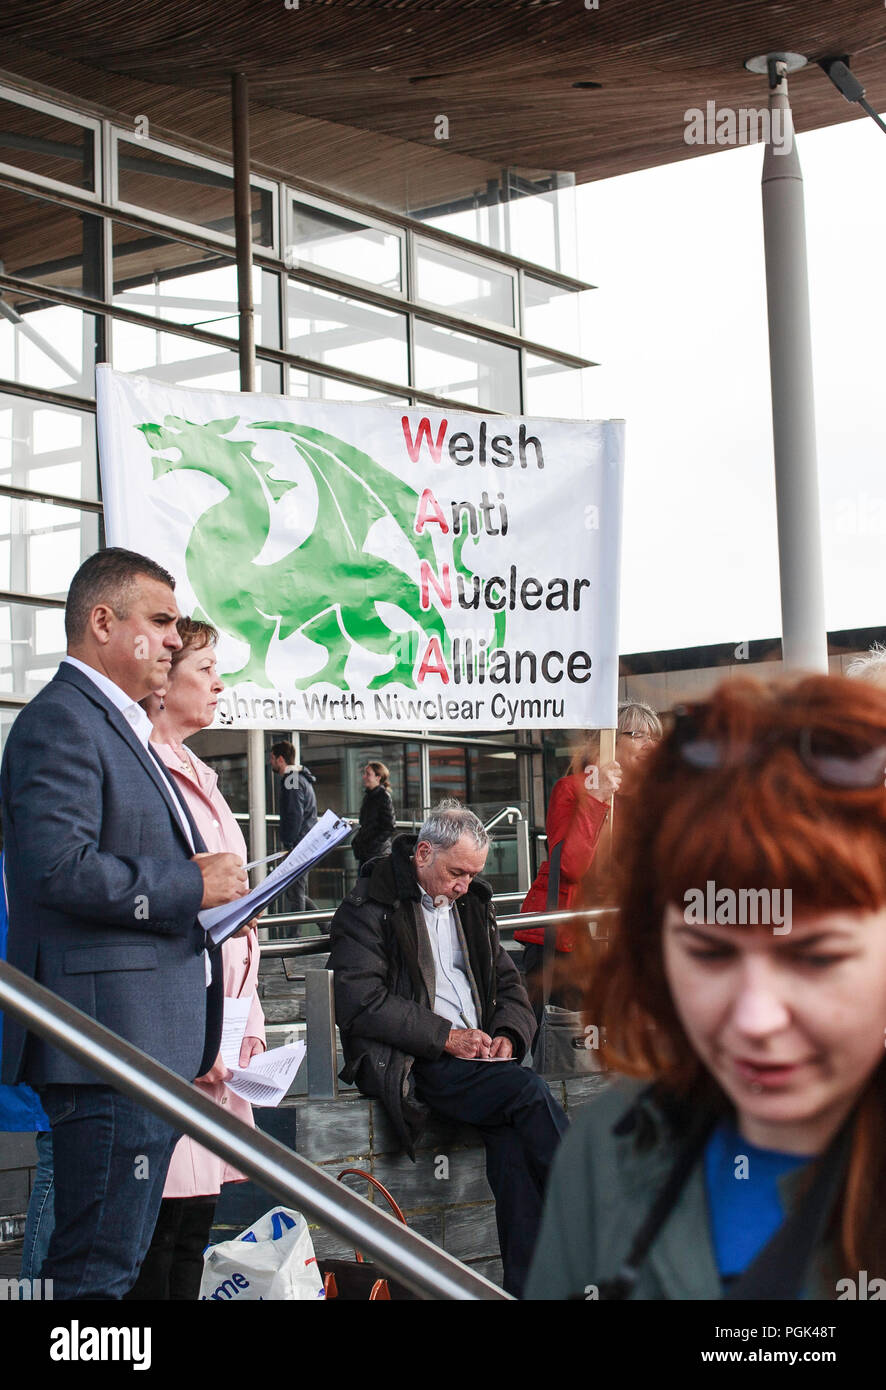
[576,105,886,656]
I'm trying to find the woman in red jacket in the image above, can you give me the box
[516,700,662,1009]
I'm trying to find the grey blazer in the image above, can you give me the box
[0,661,221,1087]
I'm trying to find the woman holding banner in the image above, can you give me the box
[516,700,661,1012]
[527,675,886,1299]
[127,617,266,1301]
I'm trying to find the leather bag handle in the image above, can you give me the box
[337,1167,408,1264]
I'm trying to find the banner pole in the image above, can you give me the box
[598,726,616,873]
[231,72,268,885]
[232,71,256,396]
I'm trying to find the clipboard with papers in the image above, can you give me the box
[200,808,352,946]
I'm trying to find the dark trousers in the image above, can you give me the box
[286,873,316,913]
[38,1083,179,1300]
[124,1196,217,1300]
[412,1055,568,1298]
[282,851,316,915]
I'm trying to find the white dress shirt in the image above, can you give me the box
[63,656,195,851]
[64,655,154,747]
[419,891,479,1030]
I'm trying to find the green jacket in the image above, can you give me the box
[525,1078,840,1300]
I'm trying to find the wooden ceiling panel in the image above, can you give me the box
[0,2,884,212]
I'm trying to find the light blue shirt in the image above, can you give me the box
[419,892,478,1029]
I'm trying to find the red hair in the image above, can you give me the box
[582,674,886,1275]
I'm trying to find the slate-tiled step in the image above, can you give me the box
[257,953,332,1025]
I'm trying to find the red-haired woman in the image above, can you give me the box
[526,676,886,1299]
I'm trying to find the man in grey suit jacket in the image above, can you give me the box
[0,547,248,1299]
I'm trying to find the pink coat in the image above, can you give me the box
[151,741,266,1197]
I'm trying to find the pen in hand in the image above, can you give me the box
[458,1010,493,1059]
[244,850,287,871]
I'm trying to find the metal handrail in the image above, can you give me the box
[260,906,616,958]
[260,888,531,932]
[482,806,525,831]
[0,961,509,1301]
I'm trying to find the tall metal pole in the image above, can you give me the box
[232,71,268,877]
[232,71,256,395]
[419,740,431,820]
[756,56,828,673]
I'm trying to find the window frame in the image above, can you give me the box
[109,126,279,255]
[0,87,102,202]
[283,186,406,300]
[411,235,519,335]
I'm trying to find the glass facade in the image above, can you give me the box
[286,198,403,293]
[0,78,589,903]
[0,394,98,499]
[413,320,521,413]
[0,304,98,397]
[0,599,68,698]
[287,281,409,382]
[414,241,516,328]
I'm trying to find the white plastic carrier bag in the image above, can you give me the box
[199,1206,326,1301]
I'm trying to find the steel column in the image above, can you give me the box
[232,73,268,879]
[760,64,828,672]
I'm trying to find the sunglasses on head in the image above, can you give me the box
[663,703,886,790]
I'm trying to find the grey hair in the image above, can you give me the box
[417,799,488,854]
[845,643,886,687]
[617,699,663,738]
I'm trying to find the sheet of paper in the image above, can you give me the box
[224,1041,307,1106]
[200,810,351,946]
[219,995,254,1070]
[459,1055,514,1062]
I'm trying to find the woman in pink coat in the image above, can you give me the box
[127,617,266,1300]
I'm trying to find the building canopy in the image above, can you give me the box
[0,0,884,213]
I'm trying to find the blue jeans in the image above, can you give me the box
[412,1055,569,1298]
[38,1084,180,1300]
[20,1129,54,1281]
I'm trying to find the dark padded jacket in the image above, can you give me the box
[351,784,396,866]
[278,765,317,849]
[329,833,537,1156]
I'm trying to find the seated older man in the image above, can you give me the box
[329,800,568,1297]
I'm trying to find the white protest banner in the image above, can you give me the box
[97,367,623,732]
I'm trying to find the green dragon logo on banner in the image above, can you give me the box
[138,414,503,689]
